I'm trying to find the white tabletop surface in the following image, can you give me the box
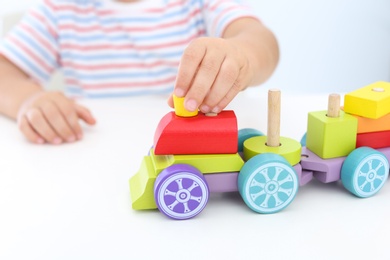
[1,90,389,260]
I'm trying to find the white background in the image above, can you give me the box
[1,0,390,94]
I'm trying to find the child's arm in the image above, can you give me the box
[0,55,96,144]
[171,17,279,113]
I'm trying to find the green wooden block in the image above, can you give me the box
[306,110,358,159]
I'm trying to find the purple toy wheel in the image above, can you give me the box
[154,164,209,220]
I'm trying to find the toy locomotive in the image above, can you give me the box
[129,82,390,220]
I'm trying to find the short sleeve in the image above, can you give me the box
[0,0,60,84]
[201,0,260,37]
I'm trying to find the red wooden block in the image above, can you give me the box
[356,130,390,149]
[154,111,238,155]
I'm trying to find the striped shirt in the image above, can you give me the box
[0,0,258,98]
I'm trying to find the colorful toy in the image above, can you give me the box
[129,82,390,220]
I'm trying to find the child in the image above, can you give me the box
[0,0,279,145]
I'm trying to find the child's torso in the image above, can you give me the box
[56,0,206,97]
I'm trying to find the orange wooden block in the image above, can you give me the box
[356,130,390,149]
[154,111,238,155]
[351,113,390,134]
[342,106,390,133]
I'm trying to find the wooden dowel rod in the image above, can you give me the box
[327,93,340,118]
[267,89,281,147]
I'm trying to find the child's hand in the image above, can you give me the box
[169,37,252,113]
[17,91,96,144]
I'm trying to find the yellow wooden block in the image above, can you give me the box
[150,149,244,174]
[173,94,198,117]
[344,81,390,119]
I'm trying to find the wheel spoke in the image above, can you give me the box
[375,175,385,181]
[367,160,373,170]
[164,189,176,197]
[261,168,271,182]
[278,187,293,196]
[260,194,272,208]
[358,170,367,178]
[183,202,190,213]
[272,167,283,181]
[190,196,202,203]
[250,178,265,188]
[359,180,368,190]
[251,190,266,201]
[187,181,199,192]
[175,178,184,190]
[168,200,179,210]
[370,182,376,191]
[374,162,384,172]
[278,175,293,186]
[272,193,284,206]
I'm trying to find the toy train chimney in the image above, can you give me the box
[327,93,340,118]
[267,89,281,147]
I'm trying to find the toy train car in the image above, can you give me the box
[129,82,390,220]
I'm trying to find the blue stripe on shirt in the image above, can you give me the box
[58,19,203,42]
[4,42,49,81]
[61,49,184,61]
[24,15,58,48]
[63,67,177,81]
[57,0,197,25]
[66,85,174,98]
[13,30,58,69]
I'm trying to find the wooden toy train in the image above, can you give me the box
[129,82,390,220]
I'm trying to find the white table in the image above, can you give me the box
[1,90,389,260]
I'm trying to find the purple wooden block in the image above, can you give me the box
[300,170,314,186]
[377,147,390,162]
[204,172,239,193]
[300,147,345,183]
[204,163,306,192]
[292,163,311,186]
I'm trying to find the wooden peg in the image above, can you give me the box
[267,89,281,147]
[173,94,198,117]
[327,93,340,118]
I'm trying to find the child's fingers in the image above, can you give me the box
[52,96,85,141]
[174,39,206,98]
[214,72,249,113]
[200,58,240,113]
[40,101,78,142]
[167,94,174,108]
[75,104,96,126]
[18,115,45,144]
[24,107,63,144]
[184,47,225,112]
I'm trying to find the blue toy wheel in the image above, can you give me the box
[238,153,299,214]
[300,132,307,146]
[238,128,264,152]
[154,164,209,220]
[341,147,389,198]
